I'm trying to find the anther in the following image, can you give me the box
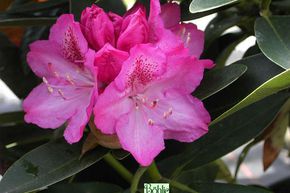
[148,119,154,126]
[163,107,173,119]
[47,86,54,93]
[66,74,75,85]
[150,99,159,108]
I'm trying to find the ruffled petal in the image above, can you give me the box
[114,44,166,91]
[94,83,132,134]
[160,3,180,29]
[117,9,149,52]
[27,40,96,86]
[64,89,96,144]
[23,81,95,144]
[94,43,129,84]
[49,14,88,63]
[148,55,207,95]
[116,110,165,166]
[81,5,115,50]
[143,91,210,142]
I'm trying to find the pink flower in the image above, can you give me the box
[23,14,97,144]
[94,0,213,166]
[94,44,211,166]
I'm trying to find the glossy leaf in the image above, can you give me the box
[7,0,68,14]
[204,54,284,119]
[162,92,289,177]
[256,16,290,69]
[194,63,247,100]
[41,182,123,193]
[190,0,239,13]
[205,11,243,49]
[0,111,24,126]
[0,17,56,27]
[212,67,290,124]
[0,140,109,193]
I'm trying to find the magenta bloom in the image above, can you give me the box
[94,0,213,166]
[23,15,97,144]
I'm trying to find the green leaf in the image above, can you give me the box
[189,183,272,193]
[204,54,284,119]
[7,0,68,14]
[190,0,239,13]
[174,160,232,184]
[0,140,109,193]
[194,63,247,100]
[41,182,123,193]
[161,92,289,177]
[212,65,290,124]
[0,17,56,27]
[204,11,243,49]
[0,111,24,126]
[255,16,290,69]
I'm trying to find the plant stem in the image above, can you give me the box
[163,178,199,193]
[103,153,133,183]
[147,162,162,181]
[131,167,148,193]
[260,0,272,18]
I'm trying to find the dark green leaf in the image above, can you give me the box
[7,0,68,13]
[194,63,247,100]
[0,17,56,27]
[190,0,239,13]
[255,16,290,69]
[0,111,24,126]
[0,140,109,193]
[204,54,284,119]
[205,11,243,49]
[41,182,123,193]
[96,0,126,16]
[189,183,272,193]
[213,67,290,124]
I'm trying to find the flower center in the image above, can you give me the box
[129,94,173,126]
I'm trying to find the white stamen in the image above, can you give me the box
[58,89,66,99]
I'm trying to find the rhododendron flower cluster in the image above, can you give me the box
[23,0,214,166]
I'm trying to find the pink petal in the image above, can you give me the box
[27,40,96,85]
[108,12,123,39]
[81,5,115,50]
[144,91,210,142]
[172,23,204,58]
[117,9,149,52]
[116,110,165,166]
[114,44,166,91]
[94,43,129,84]
[64,90,96,143]
[23,81,95,144]
[160,3,180,29]
[149,55,207,95]
[49,14,88,63]
[148,0,164,43]
[94,83,132,134]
